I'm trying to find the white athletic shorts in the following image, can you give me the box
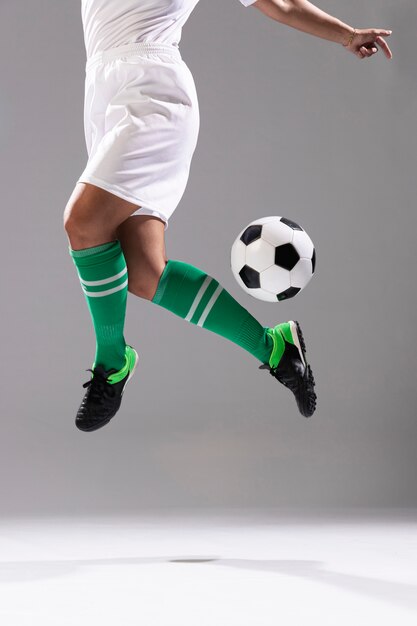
[77,42,200,230]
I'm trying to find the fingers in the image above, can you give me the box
[375,35,393,59]
[359,45,373,58]
[357,44,377,59]
[352,28,393,60]
[373,29,392,38]
[357,39,392,60]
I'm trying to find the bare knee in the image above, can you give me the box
[63,197,116,249]
[63,183,138,249]
[128,260,166,301]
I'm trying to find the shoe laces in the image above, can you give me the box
[83,368,116,403]
[259,362,302,391]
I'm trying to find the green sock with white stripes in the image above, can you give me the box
[69,240,128,372]
[152,260,274,364]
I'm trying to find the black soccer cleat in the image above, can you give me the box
[259,320,317,418]
[75,345,138,432]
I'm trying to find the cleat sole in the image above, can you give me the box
[292,320,317,417]
[294,320,307,357]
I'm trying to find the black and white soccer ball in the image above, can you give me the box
[231,216,316,302]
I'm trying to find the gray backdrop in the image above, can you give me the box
[1,0,416,516]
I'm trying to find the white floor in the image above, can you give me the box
[0,509,416,626]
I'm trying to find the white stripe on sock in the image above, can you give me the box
[83,278,128,298]
[185,276,213,322]
[196,285,223,327]
[80,266,127,286]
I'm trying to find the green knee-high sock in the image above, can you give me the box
[152,259,276,364]
[69,240,128,371]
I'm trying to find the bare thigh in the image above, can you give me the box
[116,215,167,301]
[63,182,143,249]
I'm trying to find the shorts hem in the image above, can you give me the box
[76,174,170,230]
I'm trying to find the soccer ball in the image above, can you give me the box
[231,216,316,302]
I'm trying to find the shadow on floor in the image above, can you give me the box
[1,556,416,612]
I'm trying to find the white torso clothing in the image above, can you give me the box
[81,0,257,59]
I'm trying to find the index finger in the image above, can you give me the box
[375,35,393,59]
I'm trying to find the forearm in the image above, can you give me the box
[255,0,354,46]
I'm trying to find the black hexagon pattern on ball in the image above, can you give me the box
[280,217,303,231]
[239,265,261,289]
[277,286,301,301]
[240,224,262,245]
[275,243,300,271]
[312,249,316,273]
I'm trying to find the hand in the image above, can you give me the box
[343,28,393,60]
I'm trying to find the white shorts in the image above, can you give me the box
[77,42,200,230]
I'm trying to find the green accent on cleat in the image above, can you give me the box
[266,322,295,369]
[92,345,138,384]
[276,322,295,347]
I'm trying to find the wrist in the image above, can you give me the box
[340,25,357,47]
